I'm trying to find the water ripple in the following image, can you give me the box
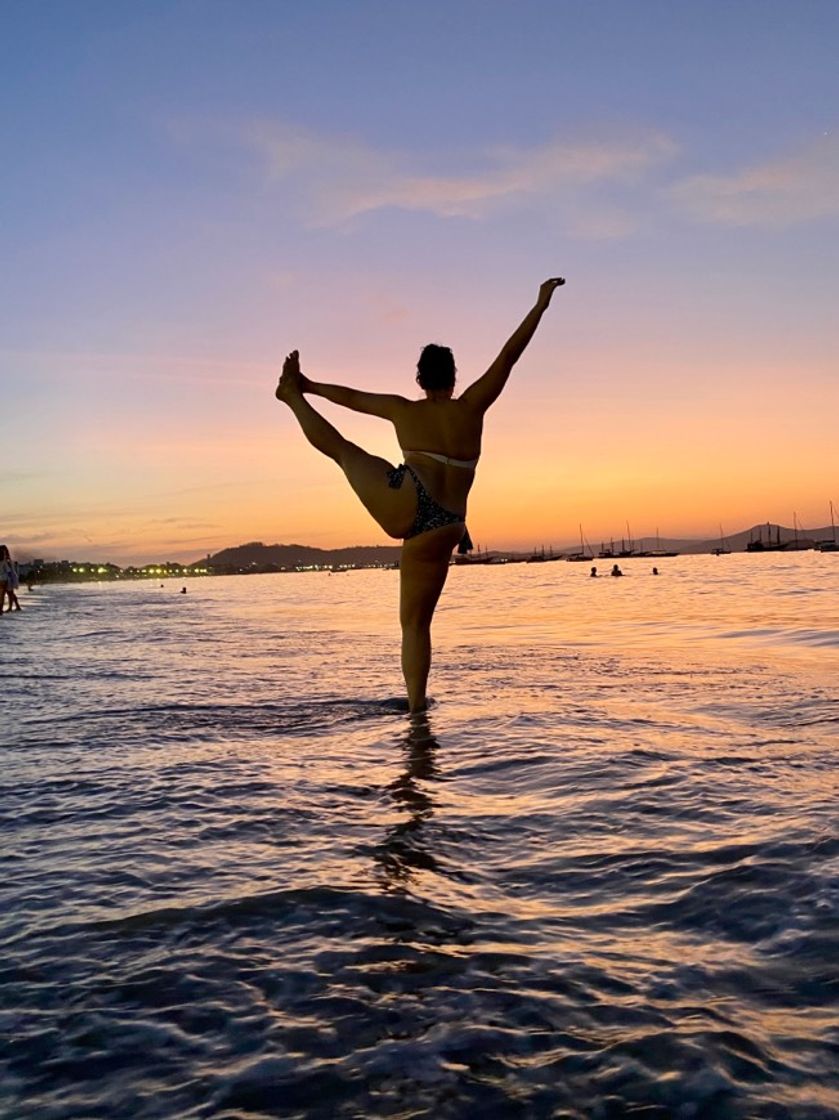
[2,559,838,1118]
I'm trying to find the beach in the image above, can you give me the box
[2,552,837,1119]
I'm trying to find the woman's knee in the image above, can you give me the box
[400,605,432,633]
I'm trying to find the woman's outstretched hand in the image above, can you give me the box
[537,277,565,308]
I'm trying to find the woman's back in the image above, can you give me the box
[394,397,483,515]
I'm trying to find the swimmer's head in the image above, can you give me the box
[416,344,456,392]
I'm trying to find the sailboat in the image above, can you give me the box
[747,522,786,552]
[815,501,838,552]
[527,545,550,562]
[788,512,815,551]
[566,524,594,562]
[617,522,636,558]
[747,516,814,552]
[639,529,679,558]
[711,524,731,556]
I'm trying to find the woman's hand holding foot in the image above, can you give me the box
[275,350,307,402]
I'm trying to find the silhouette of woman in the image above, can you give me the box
[275,278,565,711]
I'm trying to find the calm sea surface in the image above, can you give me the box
[2,553,837,1119]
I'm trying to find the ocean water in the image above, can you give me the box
[2,552,837,1120]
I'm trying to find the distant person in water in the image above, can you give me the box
[590,566,598,578]
[275,278,565,712]
[611,564,623,578]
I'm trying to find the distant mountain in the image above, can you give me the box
[585,524,837,556]
[658,523,833,555]
[197,524,837,571]
[198,541,401,571]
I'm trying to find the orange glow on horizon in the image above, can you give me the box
[6,333,837,565]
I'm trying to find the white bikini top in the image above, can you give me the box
[402,448,479,471]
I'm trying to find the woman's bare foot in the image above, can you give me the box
[275,350,304,402]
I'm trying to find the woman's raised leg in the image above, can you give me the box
[276,358,414,538]
[399,523,464,712]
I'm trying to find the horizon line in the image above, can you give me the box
[14,518,838,568]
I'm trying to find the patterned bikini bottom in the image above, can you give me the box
[387,463,465,539]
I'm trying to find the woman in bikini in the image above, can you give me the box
[276,277,565,712]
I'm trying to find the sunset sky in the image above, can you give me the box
[3,1,837,563]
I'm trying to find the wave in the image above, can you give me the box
[718,626,839,648]
[12,695,416,750]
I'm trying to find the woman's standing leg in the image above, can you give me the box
[398,524,464,712]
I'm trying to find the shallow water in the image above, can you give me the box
[2,552,838,1119]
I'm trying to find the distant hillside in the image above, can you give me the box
[573,523,835,556]
[665,523,833,555]
[199,541,401,570]
[197,523,836,571]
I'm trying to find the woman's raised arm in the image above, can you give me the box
[460,278,565,414]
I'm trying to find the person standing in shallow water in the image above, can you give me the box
[275,277,565,712]
[0,545,21,614]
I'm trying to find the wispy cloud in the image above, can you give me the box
[3,470,49,484]
[142,517,220,530]
[243,121,678,230]
[668,134,839,227]
[0,347,273,387]
[1,531,60,547]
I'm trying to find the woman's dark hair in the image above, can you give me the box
[416,344,456,391]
